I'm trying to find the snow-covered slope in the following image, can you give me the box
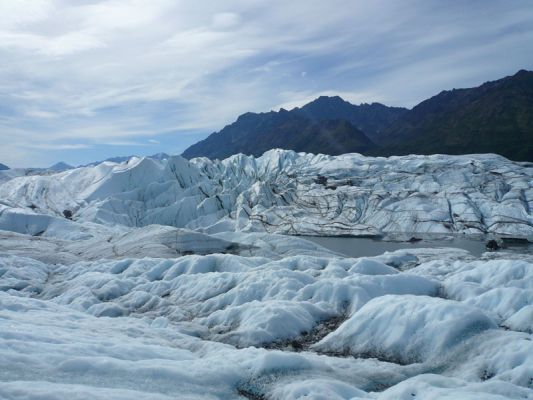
[1,150,532,237]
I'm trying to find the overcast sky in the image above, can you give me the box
[1,0,532,167]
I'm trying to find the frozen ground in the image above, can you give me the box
[1,151,532,399]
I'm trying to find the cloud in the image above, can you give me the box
[0,30,105,56]
[1,0,532,166]
[20,143,93,150]
[212,12,241,30]
[0,0,54,29]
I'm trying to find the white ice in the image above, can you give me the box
[1,150,532,399]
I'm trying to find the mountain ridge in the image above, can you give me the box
[182,70,533,161]
[49,162,74,172]
[182,110,379,159]
[78,152,171,168]
[372,69,533,161]
[292,96,407,139]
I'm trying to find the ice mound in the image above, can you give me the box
[1,251,439,348]
[201,300,332,347]
[314,295,497,364]
[269,378,371,399]
[1,247,532,398]
[504,305,533,333]
[0,205,91,240]
[0,254,50,295]
[376,374,533,400]
[445,329,533,387]
[415,258,533,331]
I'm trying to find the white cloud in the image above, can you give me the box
[212,12,241,30]
[0,30,105,56]
[0,0,54,29]
[0,0,532,166]
[24,110,58,119]
[21,143,93,150]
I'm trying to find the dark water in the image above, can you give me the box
[303,234,533,258]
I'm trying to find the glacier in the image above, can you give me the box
[1,149,532,237]
[0,150,532,399]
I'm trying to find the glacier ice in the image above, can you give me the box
[1,249,532,399]
[0,150,532,237]
[0,150,532,399]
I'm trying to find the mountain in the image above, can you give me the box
[375,70,533,161]
[0,163,9,170]
[183,108,377,160]
[292,96,407,139]
[182,70,533,162]
[79,152,170,168]
[181,99,406,159]
[49,162,74,172]
[81,156,133,167]
[146,152,171,161]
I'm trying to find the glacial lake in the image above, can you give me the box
[303,234,533,258]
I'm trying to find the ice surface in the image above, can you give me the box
[1,151,532,399]
[0,150,532,236]
[1,247,532,398]
[313,295,497,363]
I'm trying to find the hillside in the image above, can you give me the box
[293,96,407,139]
[182,109,380,159]
[182,70,533,161]
[48,162,73,172]
[376,70,533,161]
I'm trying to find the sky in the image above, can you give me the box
[1,0,532,168]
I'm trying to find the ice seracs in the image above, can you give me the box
[0,150,532,237]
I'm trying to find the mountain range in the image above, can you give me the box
[182,108,381,159]
[182,70,533,162]
[0,153,171,174]
[78,152,170,168]
[48,162,74,172]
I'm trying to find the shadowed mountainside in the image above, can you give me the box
[374,69,533,161]
[182,70,533,161]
